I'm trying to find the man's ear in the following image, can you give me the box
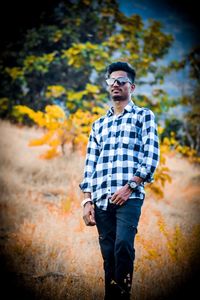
[131,84,135,93]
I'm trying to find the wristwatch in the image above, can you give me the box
[127,179,138,190]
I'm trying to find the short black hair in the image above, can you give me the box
[106,61,136,83]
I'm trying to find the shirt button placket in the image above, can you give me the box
[107,117,117,195]
[107,155,113,194]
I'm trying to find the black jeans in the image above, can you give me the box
[95,198,144,300]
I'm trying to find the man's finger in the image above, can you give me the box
[83,215,88,225]
[87,219,96,226]
[89,220,96,226]
[83,212,96,226]
[111,193,117,202]
[112,194,120,204]
[114,197,125,206]
[90,209,96,224]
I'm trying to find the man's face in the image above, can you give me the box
[108,70,135,101]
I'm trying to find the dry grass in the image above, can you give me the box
[0,120,200,300]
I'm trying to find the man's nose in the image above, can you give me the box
[113,80,119,86]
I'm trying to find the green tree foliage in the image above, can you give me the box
[0,0,176,120]
[165,46,200,154]
[182,46,200,154]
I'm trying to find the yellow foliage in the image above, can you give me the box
[66,84,101,103]
[45,85,66,98]
[66,102,77,111]
[23,52,56,72]
[15,105,46,127]
[29,138,47,147]
[144,248,160,260]
[103,34,125,49]
[0,97,9,111]
[157,126,164,135]
[101,7,115,17]
[67,90,87,101]
[23,55,38,69]
[43,53,55,63]
[91,60,106,71]
[29,131,55,146]
[145,126,200,199]
[157,214,185,262]
[48,138,61,147]
[40,147,60,159]
[147,142,172,200]
[162,131,200,164]
[137,235,161,260]
[85,83,100,94]
[5,67,24,80]
[85,42,99,51]
[62,44,85,68]
[62,42,109,70]
[15,104,105,158]
[146,183,164,199]
[45,105,66,120]
[92,106,107,115]
[138,211,199,272]
[53,30,63,42]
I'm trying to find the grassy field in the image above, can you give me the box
[0,120,200,300]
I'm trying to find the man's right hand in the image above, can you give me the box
[83,202,96,226]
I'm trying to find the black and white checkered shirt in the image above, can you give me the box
[79,100,160,210]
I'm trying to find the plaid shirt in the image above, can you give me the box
[79,100,160,210]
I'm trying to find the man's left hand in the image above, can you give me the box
[110,185,132,206]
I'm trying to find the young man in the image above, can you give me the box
[79,61,160,300]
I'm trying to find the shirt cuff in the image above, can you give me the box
[79,182,91,192]
[134,166,153,183]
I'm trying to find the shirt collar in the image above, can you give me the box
[107,100,135,117]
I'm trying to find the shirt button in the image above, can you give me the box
[108,188,111,192]
[108,175,111,177]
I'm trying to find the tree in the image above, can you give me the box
[164,46,200,155]
[0,0,175,120]
[182,47,200,154]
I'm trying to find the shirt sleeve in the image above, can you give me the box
[134,109,160,183]
[79,123,100,192]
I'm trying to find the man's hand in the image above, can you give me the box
[110,185,132,206]
[83,202,96,226]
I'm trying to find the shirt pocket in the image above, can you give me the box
[120,124,138,145]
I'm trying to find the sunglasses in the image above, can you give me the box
[106,77,132,86]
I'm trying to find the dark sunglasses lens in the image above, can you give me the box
[117,78,127,85]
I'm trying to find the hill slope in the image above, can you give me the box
[0,120,200,300]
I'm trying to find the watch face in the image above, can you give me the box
[130,181,137,189]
